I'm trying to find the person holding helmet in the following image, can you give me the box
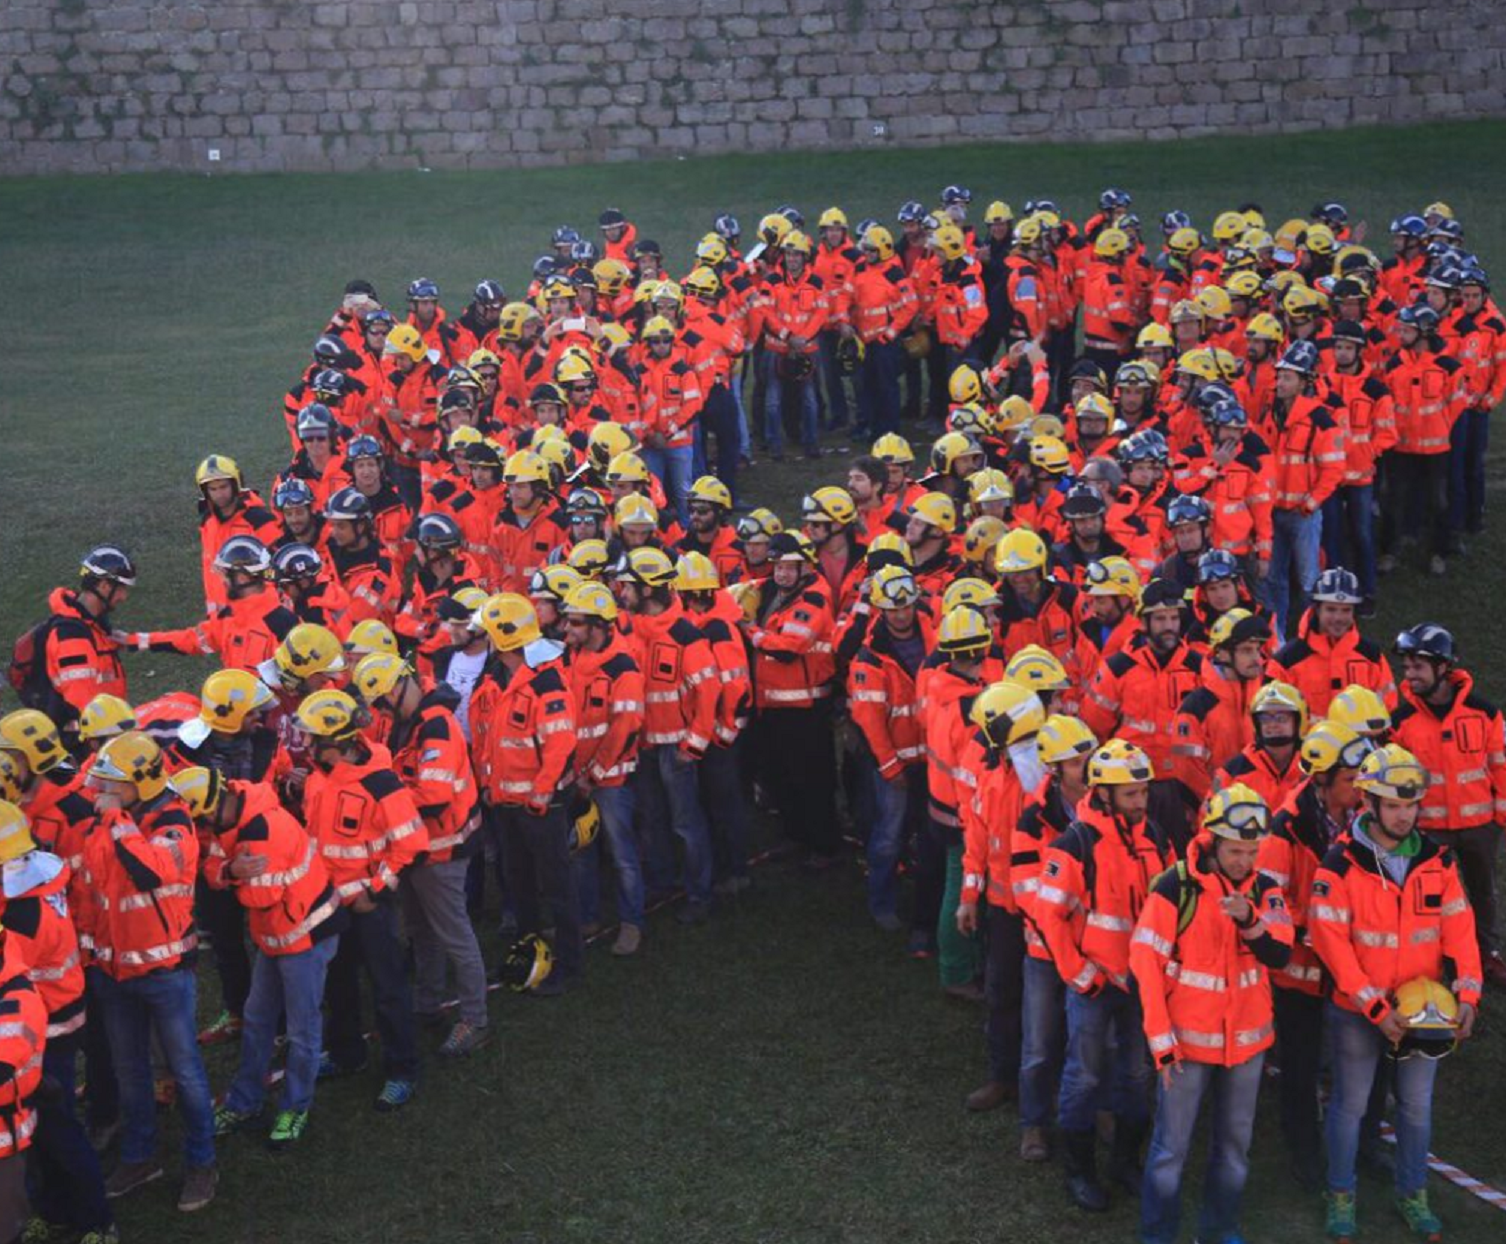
[849,224,919,439]
[560,580,648,956]
[173,765,341,1154]
[1379,302,1468,577]
[1082,579,1204,850]
[119,535,297,673]
[1035,738,1174,1211]
[745,532,841,869]
[1310,744,1481,1244]
[273,542,352,638]
[492,450,569,594]
[26,545,134,736]
[350,653,488,1057]
[957,681,1048,1113]
[295,690,426,1107]
[81,732,216,1210]
[758,229,830,461]
[1391,623,1506,986]
[194,454,283,614]
[848,566,930,934]
[1132,785,1293,1244]
[1267,566,1396,719]
[1171,608,1269,799]
[678,475,745,584]
[1262,719,1375,1184]
[1213,679,1308,818]
[1081,227,1136,378]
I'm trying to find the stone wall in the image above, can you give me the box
[2,0,1503,175]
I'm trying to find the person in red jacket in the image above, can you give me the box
[1133,785,1293,1244]
[468,594,582,992]
[812,207,861,433]
[1267,567,1397,720]
[929,223,988,379]
[759,231,830,460]
[0,924,47,1236]
[1034,738,1174,1212]
[194,454,284,616]
[174,768,342,1152]
[636,315,705,526]
[33,545,134,740]
[324,489,402,625]
[676,475,746,585]
[1080,228,1137,379]
[1309,744,1481,1243]
[1171,608,1269,800]
[849,225,919,438]
[561,581,647,956]
[351,653,490,1056]
[1390,623,1506,986]
[492,451,570,594]
[82,733,216,1211]
[296,689,425,1107]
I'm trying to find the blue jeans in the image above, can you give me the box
[643,443,695,529]
[93,966,215,1169]
[31,1037,111,1230]
[701,383,741,504]
[818,327,851,427]
[1020,955,1067,1127]
[1321,483,1376,600]
[1263,507,1322,640]
[573,782,645,928]
[1141,1054,1266,1244]
[637,746,713,905]
[764,358,820,455]
[1059,984,1153,1133]
[1448,406,1489,532]
[856,338,903,437]
[1326,1003,1438,1196]
[227,935,339,1116]
[866,766,922,921]
[699,741,751,884]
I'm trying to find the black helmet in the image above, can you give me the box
[897,200,926,224]
[1062,484,1107,520]
[415,513,463,551]
[1397,303,1440,334]
[273,478,317,510]
[212,536,272,576]
[272,542,323,584]
[1167,494,1212,528]
[80,545,138,588]
[1331,319,1368,345]
[345,434,384,463]
[473,279,505,304]
[1311,567,1363,605]
[1275,340,1321,376]
[295,403,339,442]
[312,335,347,366]
[713,213,740,240]
[1197,549,1242,584]
[325,488,373,523]
[598,207,627,229]
[1139,577,1185,613]
[407,277,440,300]
[551,225,581,247]
[1394,623,1456,664]
[311,368,347,396]
[532,254,559,282]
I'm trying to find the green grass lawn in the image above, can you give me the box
[5,121,1506,1243]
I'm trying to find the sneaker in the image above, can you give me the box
[374,1079,416,1112]
[439,1021,491,1058]
[611,924,643,957]
[1325,1190,1358,1243]
[104,1158,164,1200]
[317,1050,368,1080]
[267,1108,309,1152]
[196,1009,243,1046]
[177,1164,218,1213]
[213,1104,259,1137]
[1395,1190,1442,1241]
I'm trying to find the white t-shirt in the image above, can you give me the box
[444,648,488,740]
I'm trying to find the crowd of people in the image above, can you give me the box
[1,188,1502,1244]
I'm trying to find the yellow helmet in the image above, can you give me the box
[447,426,485,457]
[1093,227,1130,259]
[570,795,601,852]
[726,579,762,623]
[529,563,584,603]
[78,694,138,743]
[1355,743,1428,802]
[769,531,818,565]
[562,580,619,623]
[1169,298,1203,325]
[168,766,226,823]
[861,225,896,262]
[1212,347,1241,382]
[971,680,1047,749]
[1115,360,1160,390]
[782,230,814,257]
[641,315,678,342]
[592,258,633,295]
[0,709,70,776]
[200,668,276,735]
[275,623,347,691]
[1136,322,1174,351]
[195,453,244,492]
[495,301,538,342]
[1282,285,1325,323]
[344,619,399,659]
[684,266,721,299]
[384,322,428,362]
[758,212,793,247]
[948,364,983,405]
[0,801,37,864]
[1251,679,1309,734]
[474,593,542,652]
[1176,348,1221,382]
[695,236,729,267]
[931,223,967,262]
[588,422,636,471]
[294,689,364,742]
[504,450,551,485]
[909,491,958,535]
[995,529,1048,575]
[983,200,1014,225]
[1242,208,1268,232]
[1005,644,1072,694]
[553,351,597,387]
[942,577,1002,613]
[605,450,651,485]
[1391,977,1461,1061]
[1028,434,1071,475]
[674,552,721,593]
[1013,216,1044,247]
[1300,719,1374,776]
[1196,286,1233,319]
[565,539,612,580]
[930,431,982,477]
[350,652,413,704]
[1245,312,1285,344]
[1088,738,1155,786]
[1303,223,1337,256]
[0,754,23,804]
[620,546,679,588]
[865,531,913,567]
[91,732,169,802]
[869,565,921,610]
[1423,201,1454,222]
[1241,228,1275,253]
[1167,226,1201,256]
[735,507,784,543]
[1225,270,1263,300]
[947,404,988,439]
[818,206,849,230]
[1203,782,1271,841]
[937,605,993,656]
[1212,210,1249,244]
[1036,714,1098,766]
[871,432,915,465]
[802,486,857,528]
[686,475,733,511]
[995,394,1036,433]
[1085,556,1143,603]
[1327,685,1392,739]
[1075,392,1115,424]
[614,493,659,528]
[967,469,1014,508]
[1207,608,1269,651]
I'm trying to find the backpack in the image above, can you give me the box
[7,619,57,711]
[1154,859,1202,938]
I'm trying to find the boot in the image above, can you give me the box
[1107,1116,1148,1198]
[1062,1129,1109,1212]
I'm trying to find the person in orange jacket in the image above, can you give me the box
[1080,228,1137,379]
[561,581,647,956]
[295,689,425,1106]
[492,450,570,594]
[344,435,415,579]
[193,454,283,616]
[849,225,919,438]
[1448,267,1506,538]
[1171,608,1269,800]
[1133,785,1293,1244]
[1260,719,1373,1184]
[1266,567,1397,720]
[468,594,582,992]
[613,547,718,922]
[636,315,705,526]
[759,231,830,459]
[82,732,216,1210]
[1309,744,1481,1242]
[1211,679,1307,827]
[957,681,1049,1114]
[119,536,297,674]
[1390,623,1506,986]
[812,207,861,433]
[1034,738,1174,1212]
[324,489,402,626]
[375,321,446,511]
[273,542,352,639]
[928,223,988,380]
[0,920,48,1230]
[1170,396,1274,575]
[32,545,134,739]
[174,768,342,1151]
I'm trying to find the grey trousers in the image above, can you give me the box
[401,857,489,1027]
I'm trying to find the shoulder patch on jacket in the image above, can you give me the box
[358,768,406,801]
